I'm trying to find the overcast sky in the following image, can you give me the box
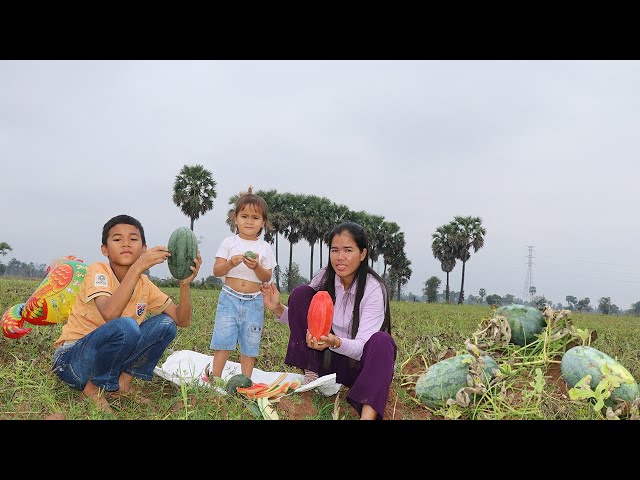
[2,60,639,309]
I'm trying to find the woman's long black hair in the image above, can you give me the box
[318,221,391,338]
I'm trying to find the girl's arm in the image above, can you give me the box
[260,282,289,325]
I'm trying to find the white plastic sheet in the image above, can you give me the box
[153,349,341,396]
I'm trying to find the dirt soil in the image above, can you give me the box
[274,385,434,420]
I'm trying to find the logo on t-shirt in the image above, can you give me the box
[136,303,147,317]
[94,273,108,288]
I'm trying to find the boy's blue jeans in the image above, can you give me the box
[51,314,177,392]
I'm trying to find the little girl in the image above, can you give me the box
[207,187,277,382]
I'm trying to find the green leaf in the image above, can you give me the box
[528,368,545,394]
[569,387,595,401]
[568,375,596,401]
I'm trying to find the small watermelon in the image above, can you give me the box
[225,374,253,396]
[415,354,500,408]
[561,345,640,405]
[244,251,257,259]
[167,227,198,280]
[496,304,546,346]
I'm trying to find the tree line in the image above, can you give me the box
[0,257,48,278]
[171,165,412,296]
[419,277,640,316]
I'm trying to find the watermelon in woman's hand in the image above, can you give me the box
[307,291,333,345]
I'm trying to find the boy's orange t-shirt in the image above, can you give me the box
[54,262,172,348]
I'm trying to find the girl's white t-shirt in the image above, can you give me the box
[215,234,277,283]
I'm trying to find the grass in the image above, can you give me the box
[1,277,639,420]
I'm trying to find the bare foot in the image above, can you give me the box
[107,385,153,406]
[82,381,114,414]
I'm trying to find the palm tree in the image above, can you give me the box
[451,215,486,305]
[281,193,304,293]
[0,242,11,257]
[256,189,285,290]
[312,197,335,270]
[224,192,240,234]
[172,164,217,231]
[363,214,385,269]
[383,228,403,278]
[388,252,412,301]
[431,223,457,304]
[299,195,325,280]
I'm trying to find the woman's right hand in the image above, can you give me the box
[260,282,281,312]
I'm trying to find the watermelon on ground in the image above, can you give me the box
[415,354,500,408]
[225,374,253,396]
[496,304,546,346]
[561,345,640,405]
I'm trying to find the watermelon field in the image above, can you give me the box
[1,277,639,420]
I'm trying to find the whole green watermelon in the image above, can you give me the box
[415,354,500,408]
[167,226,198,280]
[225,374,253,396]
[561,345,640,405]
[496,304,546,346]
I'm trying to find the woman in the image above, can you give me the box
[260,221,396,420]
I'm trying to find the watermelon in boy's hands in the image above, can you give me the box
[307,291,334,345]
[167,227,198,280]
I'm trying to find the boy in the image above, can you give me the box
[51,214,202,413]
